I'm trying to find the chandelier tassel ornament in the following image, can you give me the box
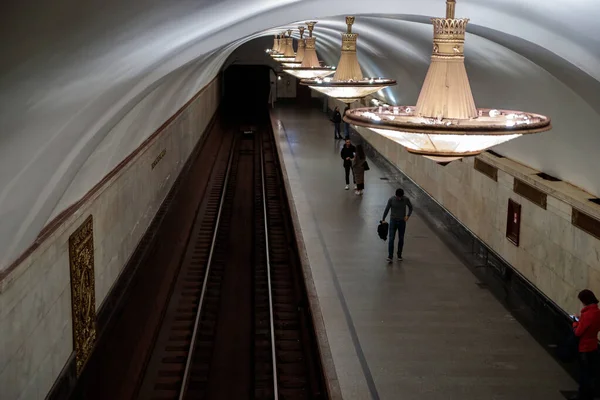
[343,0,551,164]
[332,17,363,81]
[301,22,322,68]
[415,0,476,120]
[294,26,306,62]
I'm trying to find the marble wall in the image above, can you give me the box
[0,78,220,400]
[329,99,600,315]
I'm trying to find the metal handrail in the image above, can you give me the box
[178,137,237,400]
[260,134,279,400]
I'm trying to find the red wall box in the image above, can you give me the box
[506,199,521,246]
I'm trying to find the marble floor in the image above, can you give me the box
[270,105,575,400]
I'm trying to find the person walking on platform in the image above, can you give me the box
[571,289,600,400]
[352,145,367,195]
[340,139,356,190]
[343,105,351,139]
[381,188,413,262]
[331,106,343,139]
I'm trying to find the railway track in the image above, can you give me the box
[137,118,326,400]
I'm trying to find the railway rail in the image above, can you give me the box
[137,116,327,400]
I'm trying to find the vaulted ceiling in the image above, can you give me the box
[1,0,599,268]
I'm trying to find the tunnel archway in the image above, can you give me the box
[223,64,271,122]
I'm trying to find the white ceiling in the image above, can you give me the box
[0,0,599,269]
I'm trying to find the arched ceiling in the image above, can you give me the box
[0,0,599,269]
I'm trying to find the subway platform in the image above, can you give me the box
[270,104,575,400]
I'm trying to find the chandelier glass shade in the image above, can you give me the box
[343,0,551,163]
[305,77,394,104]
[344,106,550,162]
[283,21,337,79]
[300,17,396,104]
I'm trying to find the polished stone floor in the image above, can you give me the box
[271,105,575,400]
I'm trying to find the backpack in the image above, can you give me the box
[377,221,389,241]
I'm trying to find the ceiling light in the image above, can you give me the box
[266,34,279,54]
[271,31,287,58]
[300,17,396,103]
[344,0,551,164]
[294,26,306,62]
[280,26,305,68]
[282,21,336,79]
[274,29,297,63]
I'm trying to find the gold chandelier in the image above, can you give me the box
[274,29,297,63]
[281,26,305,68]
[266,34,279,54]
[344,0,551,164]
[300,17,396,104]
[271,31,287,59]
[282,22,336,79]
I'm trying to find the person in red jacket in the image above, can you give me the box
[572,289,600,400]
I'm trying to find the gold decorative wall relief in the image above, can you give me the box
[68,215,97,376]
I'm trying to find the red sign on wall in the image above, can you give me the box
[506,199,521,246]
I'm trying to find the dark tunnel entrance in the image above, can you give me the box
[222,65,271,123]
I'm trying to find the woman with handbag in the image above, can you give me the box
[352,144,369,195]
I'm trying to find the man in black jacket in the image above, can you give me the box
[340,139,356,190]
[332,106,343,139]
[381,188,413,262]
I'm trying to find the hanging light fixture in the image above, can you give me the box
[274,29,297,63]
[300,17,396,104]
[344,0,551,164]
[266,34,279,54]
[282,22,337,79]
[271,32,287,58]
[281,26,305,68]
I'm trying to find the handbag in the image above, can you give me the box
[377,221,388,240]
[363,160,370,171]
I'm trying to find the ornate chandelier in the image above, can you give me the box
[300,17,396,104]
[281,26,305,68]
[266,34,279,55]
[271,32,286,59]
[274,29,297,63]
[344,0,551,164]
[282,22,336,79]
